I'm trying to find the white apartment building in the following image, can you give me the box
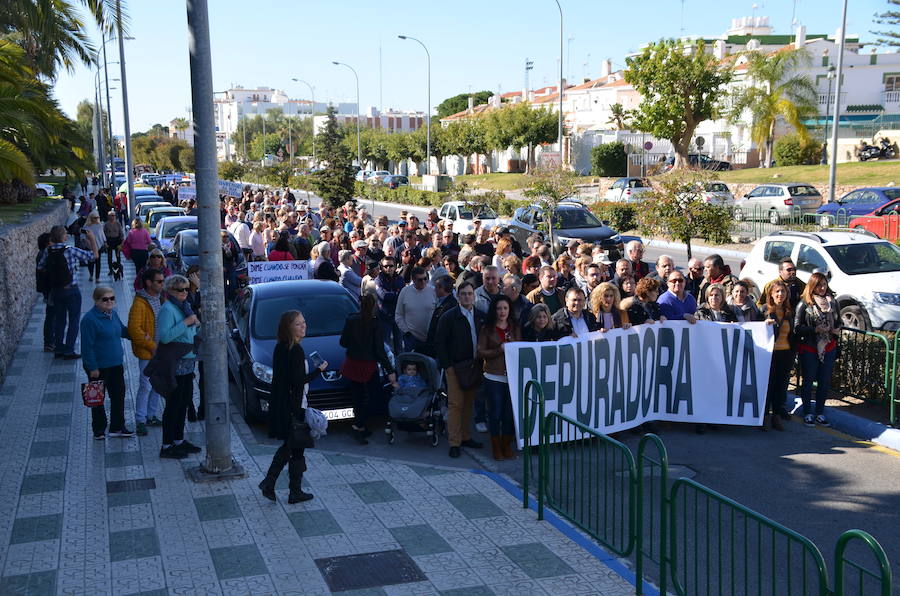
[213,86,357,161]
[312,106,426,136]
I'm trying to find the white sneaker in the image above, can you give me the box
[475,422,488,433]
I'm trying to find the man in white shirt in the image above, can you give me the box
[228,219,252,258]
[395,266,436,353]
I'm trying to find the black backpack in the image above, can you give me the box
[45,247,72,289]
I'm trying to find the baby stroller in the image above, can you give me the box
[385,352,446,447]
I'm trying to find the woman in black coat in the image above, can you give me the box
[258,310,326,504]
[340,293,397,444]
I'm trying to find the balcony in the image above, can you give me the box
[817,92,846,108]
[883,90,900,106]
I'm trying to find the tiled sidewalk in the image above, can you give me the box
[0,262,634,595]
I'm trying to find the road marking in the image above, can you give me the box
[814,424,900,460]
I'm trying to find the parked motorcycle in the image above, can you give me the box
[858,137,897,161]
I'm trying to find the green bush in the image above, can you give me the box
[773,134,822,166]
[591,142,627,177]
[591,200,638,232]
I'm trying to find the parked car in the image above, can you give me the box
[508,200,624,259]
[35,183,56,197]
[226,280,360,422]
[700,182,735,206]
[739,230,900,331]
[154,215,197,253]
[816,187,900,226]
[438,201,502,233]
[135,201,171,220]
[661,154,732,172]
[367,170,392,185]
[384,175,409,189]
[167,229,247,283]
[145,206,185,237]
[604,177,653,202]
[848,198,900,241]
[355,169,374,182]
[734,183,823,225]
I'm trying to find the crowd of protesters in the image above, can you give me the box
[37,182,841,475]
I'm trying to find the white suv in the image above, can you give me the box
[739,230,900,331]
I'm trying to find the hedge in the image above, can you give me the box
[590,200,638,232]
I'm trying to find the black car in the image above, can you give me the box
[166,229,248,297]
[226,280,361,422]
[508,201,624,259]
[662,154,732,172]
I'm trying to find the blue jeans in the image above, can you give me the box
[42,297,57,348]
[402,332,428,354]
[483,378,514,437]
[51,286,82,355]
[135,359,161,423]
[379,315,401,355]
[798,348,837,416]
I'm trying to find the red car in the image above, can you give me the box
[849,198,900,241]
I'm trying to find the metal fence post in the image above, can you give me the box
[637,434,669,596]
[833,529,892,596]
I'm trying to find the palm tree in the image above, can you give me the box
[729,49,818,168]
[171,117,190,140]
[1,0,125,79]
[606,103,632,130]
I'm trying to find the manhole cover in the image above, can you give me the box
[315,549,426,592]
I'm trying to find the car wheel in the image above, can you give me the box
[768,210,781,225]
[840,304,871,332]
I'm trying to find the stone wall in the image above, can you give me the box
[0,200,68,380]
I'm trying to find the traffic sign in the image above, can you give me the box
[696,136,705,147]
[643,141,653,151]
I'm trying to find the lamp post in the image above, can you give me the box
[292,78,317,166]
[93,71,106,180]
[552,0,564,165]
[114,0,135,218]
[332,61,362,169]
[101,34,116,187]
[827,0,848,204]
[821,64,836,165]
[398,35,431,176]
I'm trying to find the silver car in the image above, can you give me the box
[735,183,823,225]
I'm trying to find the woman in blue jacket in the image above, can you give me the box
[156,275,201,459]
[81,286,132,440]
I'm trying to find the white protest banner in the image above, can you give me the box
[217,180,245,198]
[178,186,196,201]
[506,321,774,446]
[248,260,310,283]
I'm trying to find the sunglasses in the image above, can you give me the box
[668,278,685,284]
[100,296,116,302]
[171,287,189,293]
[784,268,796,272]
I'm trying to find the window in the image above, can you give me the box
[763,240,794,264]
[612,180,623,189]
[438,204,448,218]
[252,293,358,339]
[839,191,862,204]
[885,74,900,93]
[788,185,821,197]
[825,242,900,275]
[748,187,768,198]
[796,245,828,274]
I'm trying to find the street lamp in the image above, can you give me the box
[821,64,836,165]
[827,0,849,205]
[552,0,564,165]
[398,35,431,176]
[292,78,317,166]
[332,61,362,169]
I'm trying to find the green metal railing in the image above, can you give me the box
[732,204,821,242]
[523,387,894,595]
[831,328,893,404]
[893,334,900,426]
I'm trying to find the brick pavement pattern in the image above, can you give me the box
[0,260,634,595]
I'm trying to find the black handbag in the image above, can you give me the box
[453,358,483,390]
[289,418,315,449]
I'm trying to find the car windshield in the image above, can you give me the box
[179,234,199,256]
[825,242,900,275]
[883,190,900,201]
[252,293,358,339]
[628,179,649,188]
[457,204,498,219]
[707,183,729,193]
[163,221,196,239]
[553,208,604,229]
[149,211,178,227]
[789,185,821,197]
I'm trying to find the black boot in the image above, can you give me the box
[258,446,289,502]
[287,458,313,504]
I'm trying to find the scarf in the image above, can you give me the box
[808,296,836,361]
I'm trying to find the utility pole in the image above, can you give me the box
[94,73,105,179]
[186,0,244,482]
[115,0,135,218]
[102,36,115,189]
[292,78,316,166]
[398,35,431,175]
[553,0,564,166]
[827,0,848,204]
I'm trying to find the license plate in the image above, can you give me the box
[322,407,355,421]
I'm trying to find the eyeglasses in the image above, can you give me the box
[784,268,796,272]
[171,287,189,293]
[668,278,685,284]
[100,296,116,302]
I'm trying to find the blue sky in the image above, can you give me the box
[53,0,888,134]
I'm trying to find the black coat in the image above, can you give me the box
[339,313,394,374]
[522,323,556,342]
[313,257,339,282]
[551,308,598,338]
[425,294,458,355]
[627,300,662,325]
[695,306,738,323]
[268,342,320,441]
[435,306,485,369]
[793,298,841,349]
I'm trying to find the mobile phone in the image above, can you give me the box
[308,351,324,370]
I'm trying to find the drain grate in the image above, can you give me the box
[106,478,156,493]
[315,549,426,592]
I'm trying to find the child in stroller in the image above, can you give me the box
[386,352,446,446]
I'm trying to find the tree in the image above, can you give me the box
[436,90,493,119]
[444,118,488,175]
[75,99,108,157]
[249,133,281,162]
[484,102,558,172]
[312,106,354,207]
[625,39,732,169]
[728,49,817,168]
[523,165,578,256]
[171,117,190,140]
[591,142,627,176]
[606,103,632,130]
[872,0,900,47]
[218,161,245,181]
[637,169,731,258]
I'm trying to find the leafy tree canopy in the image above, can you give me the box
[436,90,492,119]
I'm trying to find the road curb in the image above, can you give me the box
[642,238,751,260]
[787,395,900,453]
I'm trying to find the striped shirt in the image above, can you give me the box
[37,243,94,288]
